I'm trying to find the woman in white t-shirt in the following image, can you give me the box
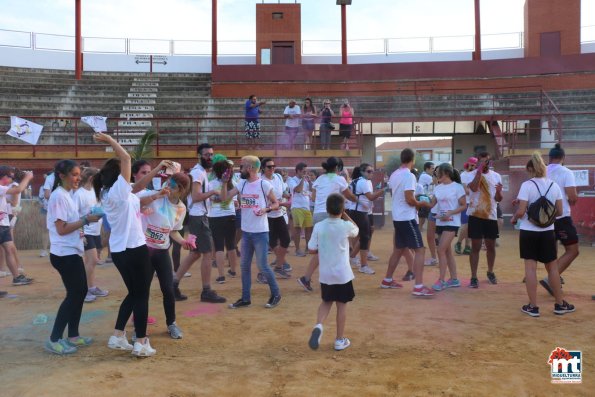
[73,167,108,303]
[92,133,156,357]
[511,152,575,318]
[45,160,101,355]
[429,164,466,291]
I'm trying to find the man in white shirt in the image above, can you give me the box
[382,149,434,296]
[466,152,503,288]
[541,144,579,295]
[284,100,301,149]
[287,162,313,257]
[174,143,226,304]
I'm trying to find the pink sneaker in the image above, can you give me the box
[412,286,435,297]
[380,279,403,289]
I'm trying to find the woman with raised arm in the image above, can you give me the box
[92,132,156,357]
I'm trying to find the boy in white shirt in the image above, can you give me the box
[308,193,359,351]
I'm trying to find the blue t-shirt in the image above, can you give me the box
[245,100,260,121]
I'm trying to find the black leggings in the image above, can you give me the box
[112,245,153,338]
[171,228,185,272]
[348,210,371,250]
[49,254,88,342]
[148,247,176,326]
[268,216,290,249]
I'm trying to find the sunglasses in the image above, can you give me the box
[266,165,276,169]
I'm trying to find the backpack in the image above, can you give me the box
[349,177,364,211]
[526,180,557,228]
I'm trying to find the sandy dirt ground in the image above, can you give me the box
[1,228,593,397]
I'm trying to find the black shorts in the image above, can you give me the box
[554,216,579,246]
[84,235,102,251]
[320,280,355,303]
[468,216,499,240]
[0,225,12,244]
[209,215,237,252]
[339,123,352,139]
[187,215,213,253]
[393,220,424,249]
[268,216,290,249]
[519,230,557,264]
[435,226,459,236]
[285,126,299,136]
[418,207,430,219]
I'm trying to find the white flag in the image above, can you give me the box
[81,116,107,133]
[6,116,43,145]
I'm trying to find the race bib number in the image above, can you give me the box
[145,224,169,245]
[241,194,259,209]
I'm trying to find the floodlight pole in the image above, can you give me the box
[212,0,218,66]
[75,0,82,79]
[473,0,482,60]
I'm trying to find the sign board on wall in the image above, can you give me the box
[573,170,589,186]
[500,174,510,192]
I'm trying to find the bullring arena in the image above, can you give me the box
[1,0,595,396]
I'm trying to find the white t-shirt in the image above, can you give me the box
[47,187,84,256]
[352,178,374,213]
[262,173,285,219]
[188,164,210,217]
[434,182,466,227]
[308,218,358,285]
[418,172,433,195]
[460,170,474,204]
[546,164,576,218]
[284,105,301,128]
[238,178,273,233]
[0,185,12,227]
[5,181,21,216]
[287,176,311,210]
[208,178,237,217]
[312,173,348,214]
[389,167,417,221]
[101,175,146,253]
[73,187,102,236]
[137,191,186,249]
[467,170,502,220]
[517,177,562,232]
[41,173,56,210]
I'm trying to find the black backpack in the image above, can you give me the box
[350,177,364,211]
[526,180,557,228]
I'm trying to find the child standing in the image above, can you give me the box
[307,193,359,351]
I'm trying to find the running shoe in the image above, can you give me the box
[463,246,471,255]
[468,278,479,288]
[84,292,97,303]
[265,295,282,308]
[412,286,434,297]
[282,262,292,272]
[445,278,461,288]
[132,338,156,357]
[539,279,554,296]
[401,270,415,281]
[521,304,540,317]
[309,324,323,350]
[334,337,351,351]
[297,276,313,292]
[167,322,184,339]
[256,272,268,284]
[295,249,306,257]
[228,298,251,309]
[65,336,93,347]
[367,252,379,261]
[88,286,109,297]
[380,279,403,289]
[554,300,576,315]
[227,270,237,278]
[39,250,48,257]
[183,272,192,278]
[487,271,498,285]
[200,289,226,303]
[454,242,462,255]
[215,276,226,284]
[12,274,33,286]
[107,333,133,350]
[173,281,187,301]
[349,257,360,269]
[424,258,438,266]
[358,265,375,275]
[274,268,291,279]
[432,279,447,291]
[45,339,77,355]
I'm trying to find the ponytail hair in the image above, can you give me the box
[93,158,121,200]
[81,167,99,186]
[526,151,547,178]
[436,163,461,184]
[52,160,79,191]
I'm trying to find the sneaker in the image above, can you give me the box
[274,268,291,279]
[229,298,251,309]
[463,246,471,255]
[297,276,313,292]
[265,295,282,308]
[84,292,97,303]
[215,276,226,284]
[132,338,156,357]
[424,258,438,266]
[183,272,192,278]
[454,242,462,255]
[108,333,134,350]
[295,249,307,257]
[521,304,540,317]
[401,270,415,281]
[367,252,379,261]
[173,281,187,301]
[0,271,10,278]
[487,271,498,285]
[539,279,554,296]
[227,270,237,278]
[256,272,268,284]
[65,336,93,347]
[131,332,137,344]
[334,337,351,351]
[412,286,435,297]
[45,339,77,355]
[201,289,226,303]
[349,257,360,268]
[308,324,323,350]
[445,278,461,288]
[358,265,375,275]
[554,300,576,315]
[12,274,33,286]
[468,278,479,288]
[432,279,447,291]
[167,322,184,339]
[88,286,109,297]
[39,250,48,257]
[282,262,292,272]
[380,279,403,289]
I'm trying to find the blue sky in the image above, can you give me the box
[1,0,592,41]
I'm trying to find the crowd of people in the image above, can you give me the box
[0,139,581,355]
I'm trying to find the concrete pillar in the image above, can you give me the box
[75,0,82,80]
